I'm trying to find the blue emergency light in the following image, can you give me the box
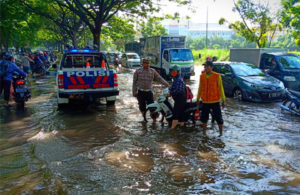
[64,48,98,53]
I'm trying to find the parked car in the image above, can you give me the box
[121,52,141,68]
[212,61,285,102]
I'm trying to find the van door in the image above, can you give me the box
[261,54,282,81]
[162,50,169,75]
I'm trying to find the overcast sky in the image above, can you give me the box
[157,0,282,23]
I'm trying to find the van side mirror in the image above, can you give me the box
[225,72,232,77]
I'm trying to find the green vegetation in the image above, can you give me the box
[193,48,300,65]
[219,0,282,48]
[192,49,230,65]
[281,0,300,46]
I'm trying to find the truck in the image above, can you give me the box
[125,41,143,57]
[230,48,300,91]
[56,49,119,107]
[142,36,195,79]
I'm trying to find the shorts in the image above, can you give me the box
[200,102,223,125]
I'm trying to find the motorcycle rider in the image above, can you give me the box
[20,52,34,74]
[169,65,187,129]
[0,54,26,108]
[212,56,217,62]
[132,58,170,122]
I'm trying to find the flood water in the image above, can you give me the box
[1,66,300,194]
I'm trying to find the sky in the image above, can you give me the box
[157,0,282,23]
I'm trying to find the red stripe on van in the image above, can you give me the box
[77,76,85,84]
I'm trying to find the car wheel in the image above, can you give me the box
[106,100,115,105]
[233,88,243,101]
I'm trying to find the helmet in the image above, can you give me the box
[142,58,151,64]
[4,53,13,61]
[202,61,213,66]
[212,56,217,61]
[170,65,180,71]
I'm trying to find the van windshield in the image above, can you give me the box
[232,64,264,77]
[170,49,193,62]
[277,55,300,69]
[127,54,140,59]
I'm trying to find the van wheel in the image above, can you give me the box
[233,88,243,101]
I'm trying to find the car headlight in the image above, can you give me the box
[243,81,264,89]
[283,76,296,82]
[279,81,285,89]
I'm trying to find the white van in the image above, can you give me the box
[121,52,141,68]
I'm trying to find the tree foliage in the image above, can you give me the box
[219,0,281,48]
[140,17,168,37]
[281,0,300,46]
[0,0,45,51]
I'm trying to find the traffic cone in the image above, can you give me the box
[194,109,200,120]
[101,60,105,68]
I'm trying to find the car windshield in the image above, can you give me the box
[127,54,139,59]
[170,49,193,62]
[231,64,264,77]
[277,55,300,69]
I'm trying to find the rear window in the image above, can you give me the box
[62,53,107,68]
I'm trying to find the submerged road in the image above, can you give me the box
[0,66,300,194]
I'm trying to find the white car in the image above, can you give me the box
[121,52,141,68]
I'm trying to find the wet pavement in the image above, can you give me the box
[0,66,300,194]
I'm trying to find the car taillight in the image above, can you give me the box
[17,80,24,85]
[58,74,64,88]
[113,73,118,87]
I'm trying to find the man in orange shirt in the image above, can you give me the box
[196,61,226,136]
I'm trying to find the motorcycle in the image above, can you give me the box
[280,88,300,116]
[12,73,31,109]
[144,88,201,126]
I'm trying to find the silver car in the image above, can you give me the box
[121,52,141,68]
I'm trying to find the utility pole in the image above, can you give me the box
[206,6,208,48]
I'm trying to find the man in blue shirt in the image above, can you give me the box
[0,54,26,108]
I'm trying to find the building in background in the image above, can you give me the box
[161,19,235,39]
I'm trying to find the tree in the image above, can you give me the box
[139,17,168,37]
[102,16,136,51]
[40,0,191,50]
[219,0,281,48]
[281,0,300,46]
[0,0,43,52]
[21,0,85,48]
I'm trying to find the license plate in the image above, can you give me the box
[269,92,279,98]
[16,88,27,93]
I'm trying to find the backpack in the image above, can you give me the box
[186,85,193,102]
[0,60,9,77]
